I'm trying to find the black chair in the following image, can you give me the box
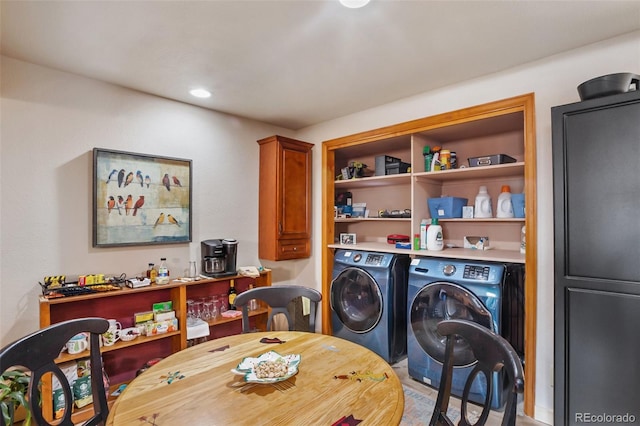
[429,319,525,426]
[234,285,322,333]
[0,317,110,426]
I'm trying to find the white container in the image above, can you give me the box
[157,257,170,285]
[426,218,443,251]
[474,186,493,218]
[420,219,429,250]
[520,226,526,254]
[496,185,514,218]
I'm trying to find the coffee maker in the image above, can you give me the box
[201,239,238,277]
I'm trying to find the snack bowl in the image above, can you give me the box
[120,327,140,342]
[231,351,301,383]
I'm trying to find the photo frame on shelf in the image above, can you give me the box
[93,148,192,247]
[340,233,357,245]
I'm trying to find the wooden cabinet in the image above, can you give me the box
[258,135,313,260]
[321,94,537,415]
[39,270,271,423]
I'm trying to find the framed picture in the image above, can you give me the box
[93,148,192,247]
[340,233,357,245]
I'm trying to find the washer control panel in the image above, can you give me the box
[365,253,384,265]
[463,265,491,281]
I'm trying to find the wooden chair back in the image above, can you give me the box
[0,317,110,426]
[234,285,321,333]
[430,319,525,426]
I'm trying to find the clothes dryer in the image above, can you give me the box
[407,257,517,409]
[331,249,410,364]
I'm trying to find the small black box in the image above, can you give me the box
[468,154,516,167]
[375,155,402,176]
[386,161,411,175]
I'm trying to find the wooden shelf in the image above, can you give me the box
[334,173,411,188]
[335,217,411,223]
[328,242,525,264]
[414,162,525,183]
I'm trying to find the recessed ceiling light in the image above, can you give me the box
[339,0,370,8]
[189,88,211,98]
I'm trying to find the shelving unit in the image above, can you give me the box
[39,270,271,423]
[322,94,537,416]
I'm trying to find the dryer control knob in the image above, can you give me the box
[443,264,456,276]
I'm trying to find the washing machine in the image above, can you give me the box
[407,257,521,409]
[331,249,410,364]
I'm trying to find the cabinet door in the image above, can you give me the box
[258,135,312,260]
[279,141,311,239]
[552,91,640,425]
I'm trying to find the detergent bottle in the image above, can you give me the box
[474,186,493,218]
[426,218,443,251]
[496,185,514,218]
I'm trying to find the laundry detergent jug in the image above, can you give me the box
[496,185,514,218]
[474,185,493,218]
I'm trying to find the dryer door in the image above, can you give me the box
[330,267,383,333]
[410,282,493,366]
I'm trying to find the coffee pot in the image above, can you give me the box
[201,239,238,277]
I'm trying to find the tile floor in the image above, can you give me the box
[393,358,547,425]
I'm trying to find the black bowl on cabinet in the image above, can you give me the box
[577,72,640,101]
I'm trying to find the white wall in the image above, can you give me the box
[0,56,298,344]
[296,31,640,424]
[2,30,639,424]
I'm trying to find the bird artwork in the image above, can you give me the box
[133,196,145,216]
[107,196,115,214]
[154,213,165,228]
[125,195,133,215]
[106,169,118,184]
[172,176,182,187]
[124,172,134,187]
[117,169,126,187]
[136,171,144,188]
[168,214,180,227]
[162,174,171,191]
[144,175,151,188]
[116,196,124,215]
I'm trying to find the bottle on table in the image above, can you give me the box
[228,281,237,310]
[146,263,157,284]
[156,258,170,285]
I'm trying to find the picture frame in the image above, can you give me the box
[93,148,192,247]
[340,233,357,245]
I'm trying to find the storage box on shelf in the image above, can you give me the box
[38,269,271,423]
[322,94,537,416]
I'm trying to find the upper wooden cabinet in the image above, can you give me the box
[258,135,313,260]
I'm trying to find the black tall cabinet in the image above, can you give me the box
[553,90,640,425]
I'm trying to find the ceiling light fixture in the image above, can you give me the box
[339,0,370,8]
[189,88,211,98]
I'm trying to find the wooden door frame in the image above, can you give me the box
[320,93,537,416]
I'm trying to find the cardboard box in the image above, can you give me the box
[143,318,179,336]
[464,236,490,250]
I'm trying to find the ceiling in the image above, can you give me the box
[2,1,640,129]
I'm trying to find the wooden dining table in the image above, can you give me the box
[106,331,404,425]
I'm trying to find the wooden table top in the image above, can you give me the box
[106,331,404,426]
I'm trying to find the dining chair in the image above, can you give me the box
[234,285,322,333]
[0,317,110,426]
[429,319,525,426]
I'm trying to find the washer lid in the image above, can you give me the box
[330,267,382,334]
[410,282,493,366]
